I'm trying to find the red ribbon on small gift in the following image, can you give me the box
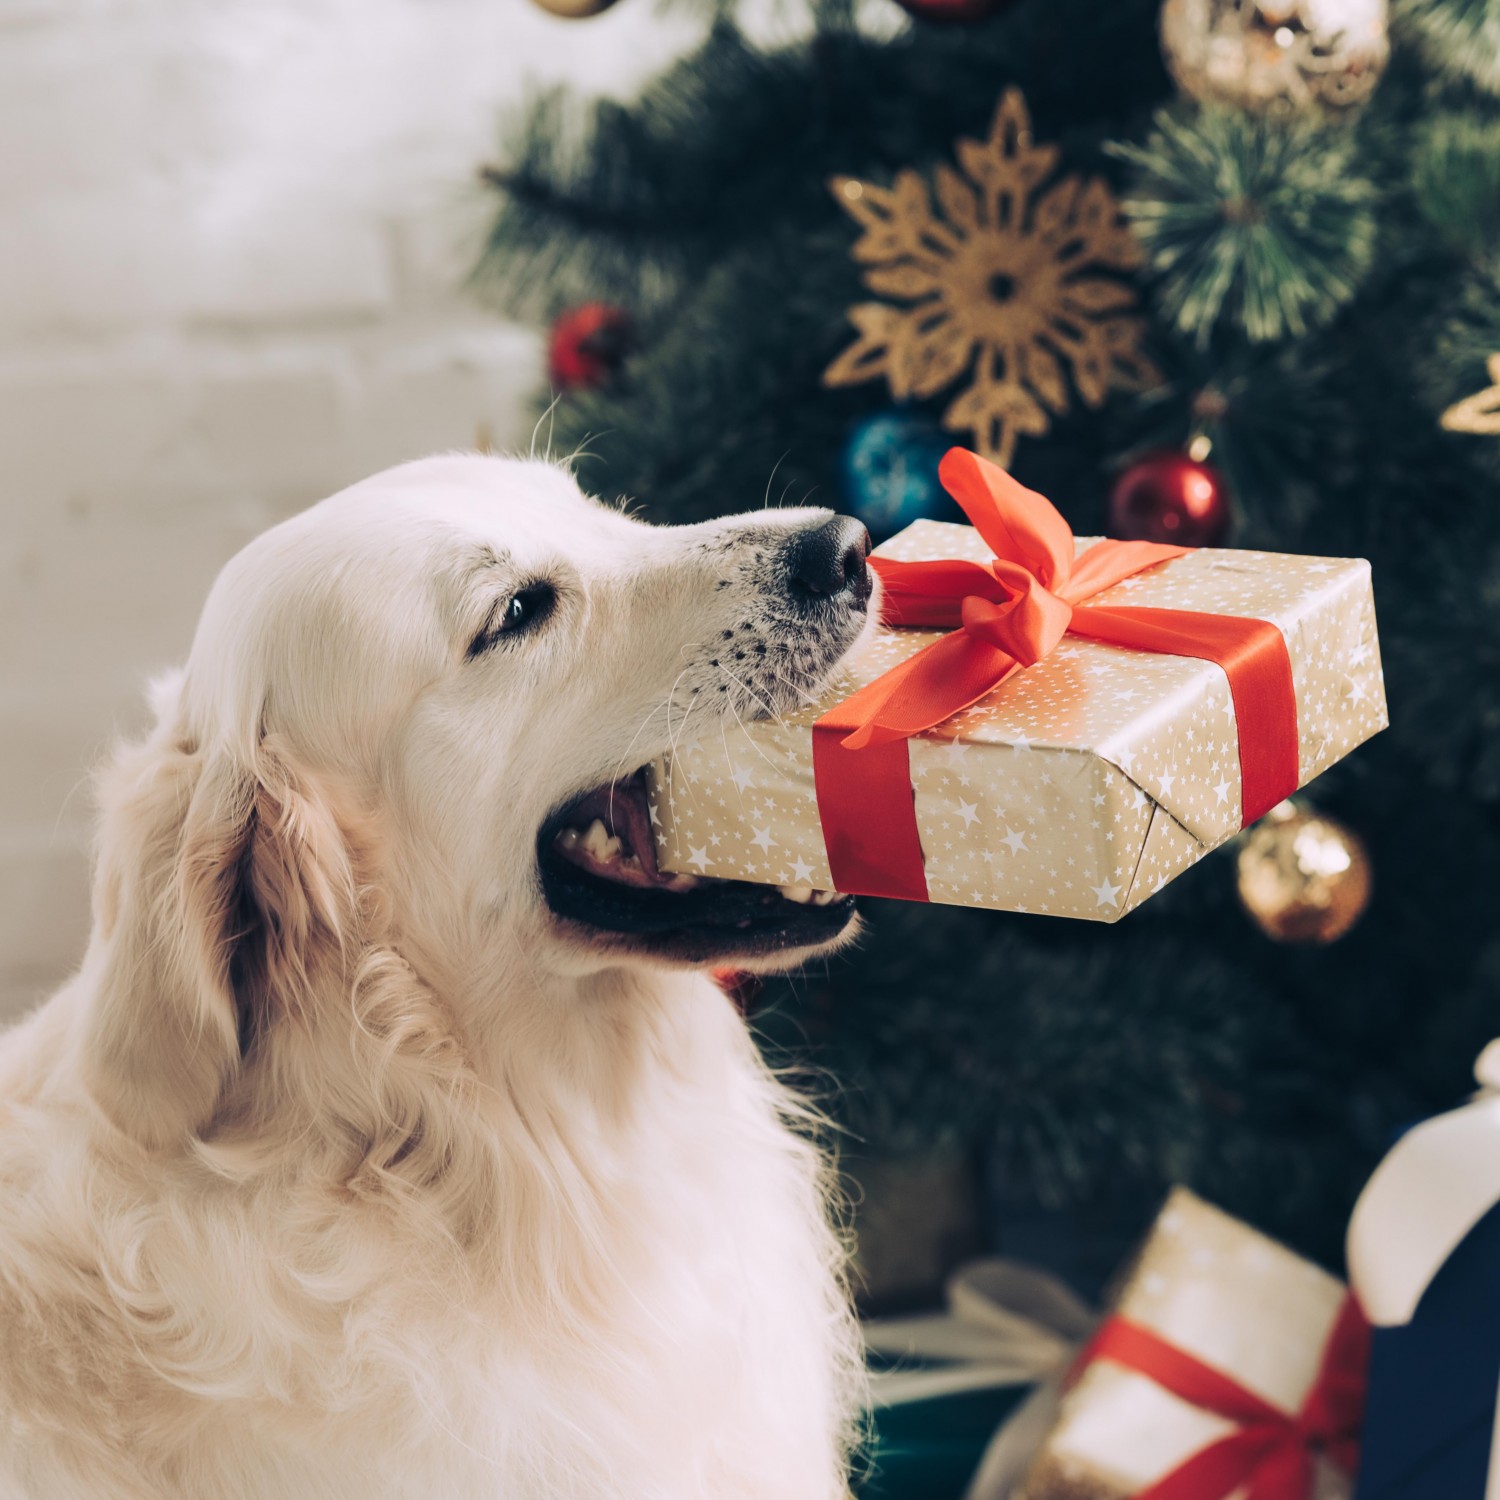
[1071,1297,1370,1500]
[812,448,1301,902]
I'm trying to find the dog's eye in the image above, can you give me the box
[468,583,556,657]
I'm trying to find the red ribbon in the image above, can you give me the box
[812,448,1301,902]
[1071,1297,1369,1500]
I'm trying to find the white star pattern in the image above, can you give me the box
[643,523,1386,923]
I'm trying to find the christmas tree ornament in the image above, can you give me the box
[839,410,954,540]
[1441,351,1500,435]
[1108,449,1230,545]
[547,303,634,391]
[890,0,1015,22]
[1236,800,1372,944]
[824,89,1159,468]
[1160,0,1390,114]
[527,0,622,16]
[712,969,764,1015]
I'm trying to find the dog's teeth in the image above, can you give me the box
[777,883,815,905]
[581,819,621,864]
[663,874,699,892]
[810,889,841,906]
[556,827,582,851]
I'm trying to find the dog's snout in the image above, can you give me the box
[786,515,872,607]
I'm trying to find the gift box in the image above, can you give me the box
[646,450,1386,921]
[1346,1043,1500,1500]
[859,1260,1096,1500]
[1009,1187,1367,1500]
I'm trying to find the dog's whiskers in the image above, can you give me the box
[762,452,789,513]
[713,657,790,736]
[528,393,563,463]
[717,683,783,780]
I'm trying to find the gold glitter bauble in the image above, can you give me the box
[527,0,620,16]
[1161,0,1390,114]
[1236,800,1372,944]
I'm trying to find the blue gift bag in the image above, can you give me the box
[1349,1048,1500,1500]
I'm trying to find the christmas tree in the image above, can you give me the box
[475,0,1500,1284]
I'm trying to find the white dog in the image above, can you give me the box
[0,455,876,1500]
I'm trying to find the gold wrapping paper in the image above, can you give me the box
[1013,1189,1352,1500]
[646,520,1387,922]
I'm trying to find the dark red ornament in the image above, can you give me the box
[1108,451,1231,547]
[547,303,634,391]
[712,969,764,1017]
[891,0,1013,22]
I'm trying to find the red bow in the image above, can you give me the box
[1076,1298,1370,1500]
[812,449,1300,903]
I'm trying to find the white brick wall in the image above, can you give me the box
[0,0,707,1018]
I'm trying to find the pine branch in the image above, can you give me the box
[1396,0,1500,95]
[1111,106,1380,349]
[1410,112,1500,262]
[475,0,1171,316]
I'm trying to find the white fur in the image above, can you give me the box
[0,456,870,1500]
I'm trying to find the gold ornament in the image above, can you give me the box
[1441,352,1500,436]
[1236,800,1372,944]
[1161,0,1390,114]
[824,90,1159,469]
[527,0,620,16]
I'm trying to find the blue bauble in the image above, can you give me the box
[840,411,954,541]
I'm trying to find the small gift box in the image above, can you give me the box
[1010,1187,1367,1500]
[859,1260,1096,1500]
[1346,1043,1500,1500]
[646,449,1386,921]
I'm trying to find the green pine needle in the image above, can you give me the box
[1411,113,1500,262]
[1111,106,1379,349]
[1397,0,1500,95]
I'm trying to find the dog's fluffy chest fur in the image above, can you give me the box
[0,973,861,1500]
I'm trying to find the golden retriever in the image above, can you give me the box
[0,455,875,1500]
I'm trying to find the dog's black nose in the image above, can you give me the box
[787,515,872,606]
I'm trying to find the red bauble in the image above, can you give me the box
[891,0,1013,21]
[712,969,764,1016]
[547,303,634,391]
[1108,451,1231,547]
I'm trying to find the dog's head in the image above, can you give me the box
[80,456,873,1146]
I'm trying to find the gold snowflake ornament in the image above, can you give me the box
[1441,353,1500,436]
[824,89,1159,467]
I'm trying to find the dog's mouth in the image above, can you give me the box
[537,771,856,963]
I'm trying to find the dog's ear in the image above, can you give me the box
[82,686,356,1149]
